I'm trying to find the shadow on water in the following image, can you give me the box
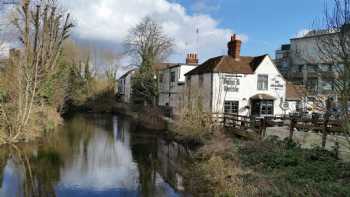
[0,114,191,197]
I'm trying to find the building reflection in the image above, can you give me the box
[0,114,190,197]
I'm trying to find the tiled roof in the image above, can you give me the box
[286,82,306,100]
[185,54,268,76]
[119,62,178,79]
[152,63,177,71]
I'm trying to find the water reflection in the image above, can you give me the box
[0,114,189,197]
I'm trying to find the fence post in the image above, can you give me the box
[223,113,226,127]
[322,115,329,148]
[289,118,296,140]
[262,117,267,138]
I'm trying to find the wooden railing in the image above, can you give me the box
[209,113,346,139]
[210,113,268,136]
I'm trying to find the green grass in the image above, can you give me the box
[239,137,350,197]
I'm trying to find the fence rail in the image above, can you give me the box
[209,113,346,139]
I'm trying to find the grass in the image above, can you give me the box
[239,137,350,197]
[185,130,350,197]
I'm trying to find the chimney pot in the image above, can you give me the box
[186,53,199,65]
[228,34,241,60]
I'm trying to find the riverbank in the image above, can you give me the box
[178,127,350,197]
[73,101,350,196]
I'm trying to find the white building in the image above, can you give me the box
[276,30,340,96]
[185,35,289,117]
[117,69,138,103]
[117,63,173,104]
[158,54,198,113]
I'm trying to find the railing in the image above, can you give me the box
[209,113,345,139]
[210,113,268,136]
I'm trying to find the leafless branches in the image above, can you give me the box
[0,0,73,143]
[124,17,174,67]
[124,17,174,104]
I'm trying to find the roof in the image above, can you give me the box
[185,54,268,76]
[152,63,177,71]
[119,62,178,79]
[291,29,339,40]
[119,68,138,79]
[286,82,306,100]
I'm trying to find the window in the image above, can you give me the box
[257,75,268,90]
[308,64,319,72]
[298,65,304,72]
[261,101,274,115]
[224,101,239,114]
[251,100,274,116]
[170,71,176,82]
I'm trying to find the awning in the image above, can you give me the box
[250,94,276,100]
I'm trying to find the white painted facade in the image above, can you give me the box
[158,64,197,113]
[118,69,137,103]
[186,56,289,117]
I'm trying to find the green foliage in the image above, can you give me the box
[239,137,350,196]
[131,65,158,105]
[38,64,70,108]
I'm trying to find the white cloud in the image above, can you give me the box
[60,0,248,65]
[296,29,311,38]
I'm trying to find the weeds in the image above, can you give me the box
[239,137,350,196]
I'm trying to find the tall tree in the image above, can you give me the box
[124,17,173,105]
[311,0,350,147]
[318,0,350,147]
[0,0,73,143]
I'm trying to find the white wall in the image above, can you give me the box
[158,64,197,113]
[290,33,338,67]
[210,56,287,116]
[118,71,136,103]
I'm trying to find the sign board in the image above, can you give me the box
[271,79,284,90]
[282,102,289,109]
[223,74,240,92]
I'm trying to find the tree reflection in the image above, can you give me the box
[0,114,188,197]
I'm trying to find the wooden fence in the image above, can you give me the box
[210,113,346,141]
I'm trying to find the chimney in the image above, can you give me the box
[227,34,242,60]
[186,53,199,65]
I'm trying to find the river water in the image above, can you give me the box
[0,114,191,197]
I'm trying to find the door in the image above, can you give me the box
[251,100,274,117]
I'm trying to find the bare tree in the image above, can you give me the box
[317,0,350,148]
[0,0,73,143]
[124,17,174,105]
[289,0,350,148]
[125,17,173,67]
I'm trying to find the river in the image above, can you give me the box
[0,114,191,197]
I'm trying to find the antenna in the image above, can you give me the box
[195,28,199,55]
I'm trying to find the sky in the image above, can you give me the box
[1,0,330,72]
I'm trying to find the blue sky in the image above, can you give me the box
[175,0,327,57]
